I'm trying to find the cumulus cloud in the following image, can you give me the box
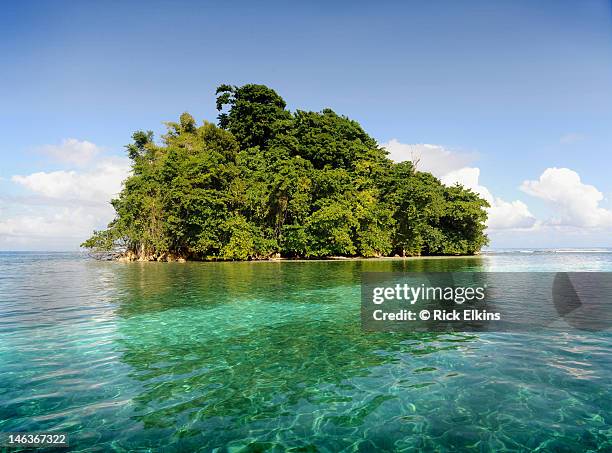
[1,141,130,250]
[384,140,476,177]
[0,207,107,239]
[38,138,102,166]
[0,206,114,251]
[383,140,536,230]
[12,157,129,204]
[440,167,493,203]
[486,199,538,230]
[520,167,612,228]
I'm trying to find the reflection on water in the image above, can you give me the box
[0,253,611,451]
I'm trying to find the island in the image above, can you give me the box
[82,84,489,261]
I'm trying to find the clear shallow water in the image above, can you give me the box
[0,252,610,452]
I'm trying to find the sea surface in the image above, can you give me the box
[0,250,610,452]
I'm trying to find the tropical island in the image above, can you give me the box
[83,84,489,261]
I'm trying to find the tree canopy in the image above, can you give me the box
[83,84,489,260]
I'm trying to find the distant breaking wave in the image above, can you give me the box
[482,248,612,255]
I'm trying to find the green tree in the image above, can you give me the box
[216,84,291,150]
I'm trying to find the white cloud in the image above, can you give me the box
[520,167,612,228]
[0,207,113,251]
[0,207,108,239]
[12,157,129,204]
[1,141,130,250]
[440,167,494,203]
[486,199,538,230]
[383,140,536,231]
[383,140,476,178]
[38,138,102,166]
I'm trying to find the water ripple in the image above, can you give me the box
[0,253,610,451]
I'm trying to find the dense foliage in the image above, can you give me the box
[83,84,489,260]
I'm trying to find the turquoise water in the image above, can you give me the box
[0,251,610,452]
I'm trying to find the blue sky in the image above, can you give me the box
[2,0,612,250]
